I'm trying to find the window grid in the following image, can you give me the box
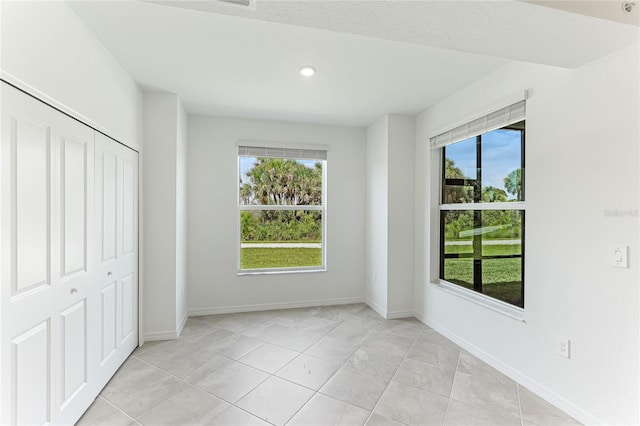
[237,153,327,274]
[439,123,525,309]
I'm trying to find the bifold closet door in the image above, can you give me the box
[1,82,139,425]
[0,82,98,425]
[94,133,139,390]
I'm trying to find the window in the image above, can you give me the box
[433,101,525,308]
[238,145,326,273]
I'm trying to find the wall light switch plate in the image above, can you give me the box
[610,245,628,268]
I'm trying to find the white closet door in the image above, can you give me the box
[94,133,138,389]
[1,82,139,425]
[1,83,57,426]
[54,113,96,426]
[0,83,96,425]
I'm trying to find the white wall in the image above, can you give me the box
[365,115,415,318]
[387,115,415,316]
[365,117,389,315]
[0,1,142,150]
[187,116,366,314]
[143,92,189,339]
[176,99,188,330]
[414,45,639,425]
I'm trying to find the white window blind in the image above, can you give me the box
[238,146,327,161]
[430,100,526,149]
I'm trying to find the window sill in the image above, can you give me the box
[238,267,327,276]
[430,280,525,322]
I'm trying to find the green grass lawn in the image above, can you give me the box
[240,242,522,306]
[444,243,523,307]
[241,248,322,269]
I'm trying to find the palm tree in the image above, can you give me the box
[443,158,473,204]
[244,157,323,207]
[504,168,522,201]
[482,186,508,203]
[239,181,253,204]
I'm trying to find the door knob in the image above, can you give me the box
[107,271,113,277]
[70,288,78,294]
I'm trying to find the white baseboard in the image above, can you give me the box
[414,311,602,426]
[144,330,178,341]
[189,296,365,317]
[177,313,188,338]
[364,298,387,318]
[387,309,414,319]
[365,299,415,320]
[144,314,190,342]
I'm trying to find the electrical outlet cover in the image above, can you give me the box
[556,335,570,359]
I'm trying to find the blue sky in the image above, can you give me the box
[445,128,522,200]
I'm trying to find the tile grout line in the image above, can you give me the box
[136,312,348,425]
[116,311,401,424]
[127,355,206,421]
[230,312,349,426]
[232,404,279,426]
[135,332,282,424]
[93,306,577,426]
[361,323,426,426]
[442,347,464,426]
[308,319,397,421]
[101,308,425,426]
[447,353,528,424]
[516,384,525,426]
[278,309,391,425]
[90,395,139,425]
[280,314,353,425]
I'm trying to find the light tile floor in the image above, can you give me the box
[77,304,581,426]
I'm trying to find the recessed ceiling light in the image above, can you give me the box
[299,66,316,77]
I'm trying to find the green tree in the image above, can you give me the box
[481,186,507,203]
[240,158,323,242]
[443,158,473,204]
[504,168,522,201]
[444,157,466,179]
[243,158,322,206]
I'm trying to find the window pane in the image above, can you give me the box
[442,121,525,204]
[441,210,523,308]
[443,137,476,204]
[240,210,322,270]
[481,122,524,202]
[444,137,476,180]
[239,156,323,206]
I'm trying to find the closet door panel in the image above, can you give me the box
[122,159,135,256]
[95,133,138,389]
[54,111,96,426]
[121,273,135,344]
[12,321,51,426]
[60,300,87,404]
[100,281,117,364]
[1,81,138,426]
[101,152,118,263]
[118,150,138,353]
[1,83,57,426]
[13,111,52,294]
[61,136,88,276]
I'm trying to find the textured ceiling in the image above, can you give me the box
[70,1,639,126]
[146,0,640,68]
[526,0,640,27]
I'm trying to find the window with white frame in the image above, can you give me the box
[238,145,327,273]
[432,100,526,308]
